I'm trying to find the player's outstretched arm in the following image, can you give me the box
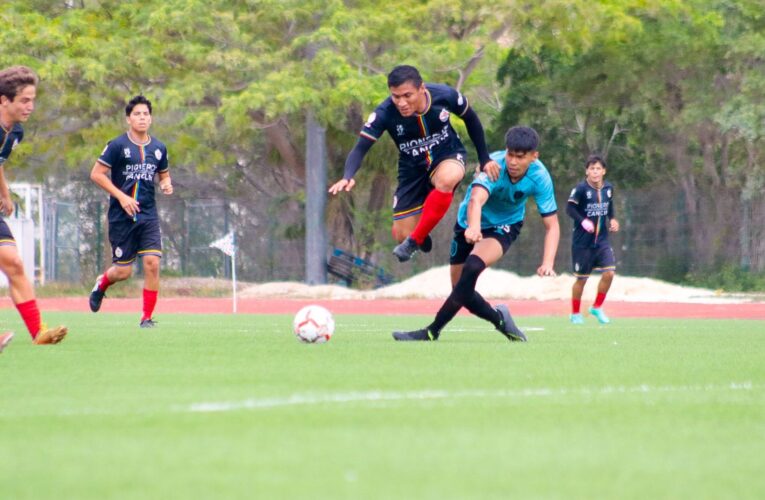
[90,161,140,217]
[158,171,173,195]
[537,213,560,277]
[330,136,375,195]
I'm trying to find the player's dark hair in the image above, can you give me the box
[585,154,607,169]
[505,126,539,152]
[388,65,423,88]
[126,95,152,116]
[0,66,38,101]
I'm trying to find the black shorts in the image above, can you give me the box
[572,244,616,278]
[0,219,15,247]
[449,221,523,265]
[392,153,466,220]
[108,218,162,266]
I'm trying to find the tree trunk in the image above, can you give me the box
[304,110,327,285]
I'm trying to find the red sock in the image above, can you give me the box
[142,289,158,321]
[16,300,42,339]
[594,292,607,308]
[572,298,581,314]
[409,189,453,245]
[97,272,113,292]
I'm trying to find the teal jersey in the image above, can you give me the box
[456,151,557,229]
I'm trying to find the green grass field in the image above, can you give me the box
[1,310,763,499]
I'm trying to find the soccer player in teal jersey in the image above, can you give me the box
[329,65,500,263]
[393,126,560,341]
[0,66,68,352]
[89,95,173,328]
[566,155,619,324]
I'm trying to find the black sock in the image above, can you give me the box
[464,291,501,328]
[428,255,488,336]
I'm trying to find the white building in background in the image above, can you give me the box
[0,183,44,287]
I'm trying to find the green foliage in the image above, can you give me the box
[685,264,765,292]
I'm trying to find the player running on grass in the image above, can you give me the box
[328,65,500,263]
[566,154,619,325]
[89,95,173,328]
[393,126,560,341]
[0,66,68,352]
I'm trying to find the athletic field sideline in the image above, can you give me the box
[2,310,763,499]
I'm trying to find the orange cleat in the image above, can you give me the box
[33,325,68,345]
[0,332,13,353]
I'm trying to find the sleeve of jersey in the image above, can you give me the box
[608,187,615,218]
[342,136,375,180]
[470,171,494,196]
[359,107,387,143]
[535,172,558,217]
[461,107,491,167]
[158,146,169,173]
[97,142,119,168]
[566,186,584,223]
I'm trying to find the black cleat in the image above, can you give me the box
[140,318,157,328]
[89,278,106,313]
[420,235,433,253]
[393,237,420,262]
[495,304,527,342]
[392,328,437,341]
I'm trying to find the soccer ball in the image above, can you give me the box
[292,305,334,343]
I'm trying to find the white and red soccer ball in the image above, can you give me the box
[292,305,334,343]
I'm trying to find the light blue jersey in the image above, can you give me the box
[456,150,557,229]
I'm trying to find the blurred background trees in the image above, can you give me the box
[2,0,764,288]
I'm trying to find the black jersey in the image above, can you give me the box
[360,83,469,169]
[567,180,615,248]
[98,132,169,223]
[0,122,24,166]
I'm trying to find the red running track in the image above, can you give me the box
[6,297,765,320]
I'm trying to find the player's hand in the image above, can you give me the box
[0,195,13,217]
[465,226,482,244]
[478,160,501,181]
[581,219,595,233]
[610,219,620,232]
[160,181,173,195]
[119,195,140,218]
[328,178,355,195]
[537,264,557,277]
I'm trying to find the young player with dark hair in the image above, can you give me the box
[393,126,560,341]
[0,66,68,352]
[89,95,173,328]
[329,65,501,262]
[566,154,619,324]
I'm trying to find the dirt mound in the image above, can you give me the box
[239,266,734,303]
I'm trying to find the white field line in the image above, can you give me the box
[2,382,755,418]
[186,381,755,413]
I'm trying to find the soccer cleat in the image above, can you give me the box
[588,306,610,324]
[0,332,14,353]
[570,313,585,325]
[392,328,436,341]
[392,237,420,262]
[419,235,433,253]
[140,318,157,328]
[33,325,68,345]
[89,277,106,312]
[495,304,527,342]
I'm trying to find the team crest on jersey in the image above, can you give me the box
[115,247,123,258]
[364,112,376,128]
[439,109,450,122]
[11,139,19,150]
[396,124,404,136]
[123,148,131,158]
[155,149,162,160]
[586,191,592,199]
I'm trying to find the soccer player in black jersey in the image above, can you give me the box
[329,65,500,262]
[0,66,68,352]
[89,95,173,328]
[566,155,619,325]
